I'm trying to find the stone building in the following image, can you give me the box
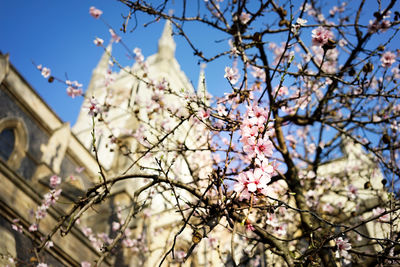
[0,50,105,265]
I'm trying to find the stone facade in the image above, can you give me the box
[0,52,106,265]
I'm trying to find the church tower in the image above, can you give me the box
[72,21,201,172]
[72,21,213,266]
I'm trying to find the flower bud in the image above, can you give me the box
[362,62,374,73]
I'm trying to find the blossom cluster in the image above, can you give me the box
[233,104,277,200]
[94,37,104,46]
[87,97,102,116]
[80,225,112,252]
[37,64,51,78]
[11,175,62,240]
[311,26,334,47]
[224,66,240,85]
[234,167,273,200]
[33,175,62,223]
[37,64,84,98]
[240,105,274,162]
[66,80,83,98]
[381,51,397,68]
[89,6,102,19]
[335,237,352,264]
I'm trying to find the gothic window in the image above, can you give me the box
[0,118,28,170]
[0,128,15,161]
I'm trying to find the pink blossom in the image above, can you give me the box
[81,262,91,267]
[368,19,380,33]
[104,70,115,87]
[36,205,48,219]
[338,39,348,47]
[109,29,121,43]
[322,203,334,213]
[240,105,274,162]
[372,207,390,222]
[81,226,93,237]
[233,173,251,200]
[254,138,274,159]
[266,213,279,227]
[245,221,255,231]
[89,6,103,19]
[94,37,104,46]
[87,97,102,116]
[66,80,83,98]
[311,27,333,47]
[260,159,276,176]
[199,109,210,119]
[243,142,257,159]
[217,104,227,116]
[133,47,144,62]
[322,203,334,214]
[381,51,396,68]
[45,240,54,248]
[347,184,358,200]
[335,237,351,258]
[369,19,391,33]
[273,85,289,97]
[296,18,307,26]
[224,66,240,84]
[66,80,82,88]
[305,190,319,207]
[233,173,247,193]
[156,78,168,90]
[123,238,135,248]
[292,18,307,33]
[49,175,61,188]
[239,12,251,24]
[29,223,38,232]
[247,105,268,126]
[275,224,287,236]
[175,250,187,262]
[41,67,51,78]
[43,189,62,206]
[241,123,258,144]
[37,263,48,267]
[112,221,120,231]
[66,86,82,98]
[11,219,23,233]
[234,168,271,200]
[380,20,391,32]
[246,168,271,192]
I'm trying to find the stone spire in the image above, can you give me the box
[86,42,112,96]
[157,20,176,60]
[197,63,208,104]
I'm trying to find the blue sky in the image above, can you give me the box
[0,0,231,124]
[1,1,398,126]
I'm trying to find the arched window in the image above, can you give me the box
[0,118,28,170]
[0,128,15,161]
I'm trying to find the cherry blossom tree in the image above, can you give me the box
[7,1,400,266]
